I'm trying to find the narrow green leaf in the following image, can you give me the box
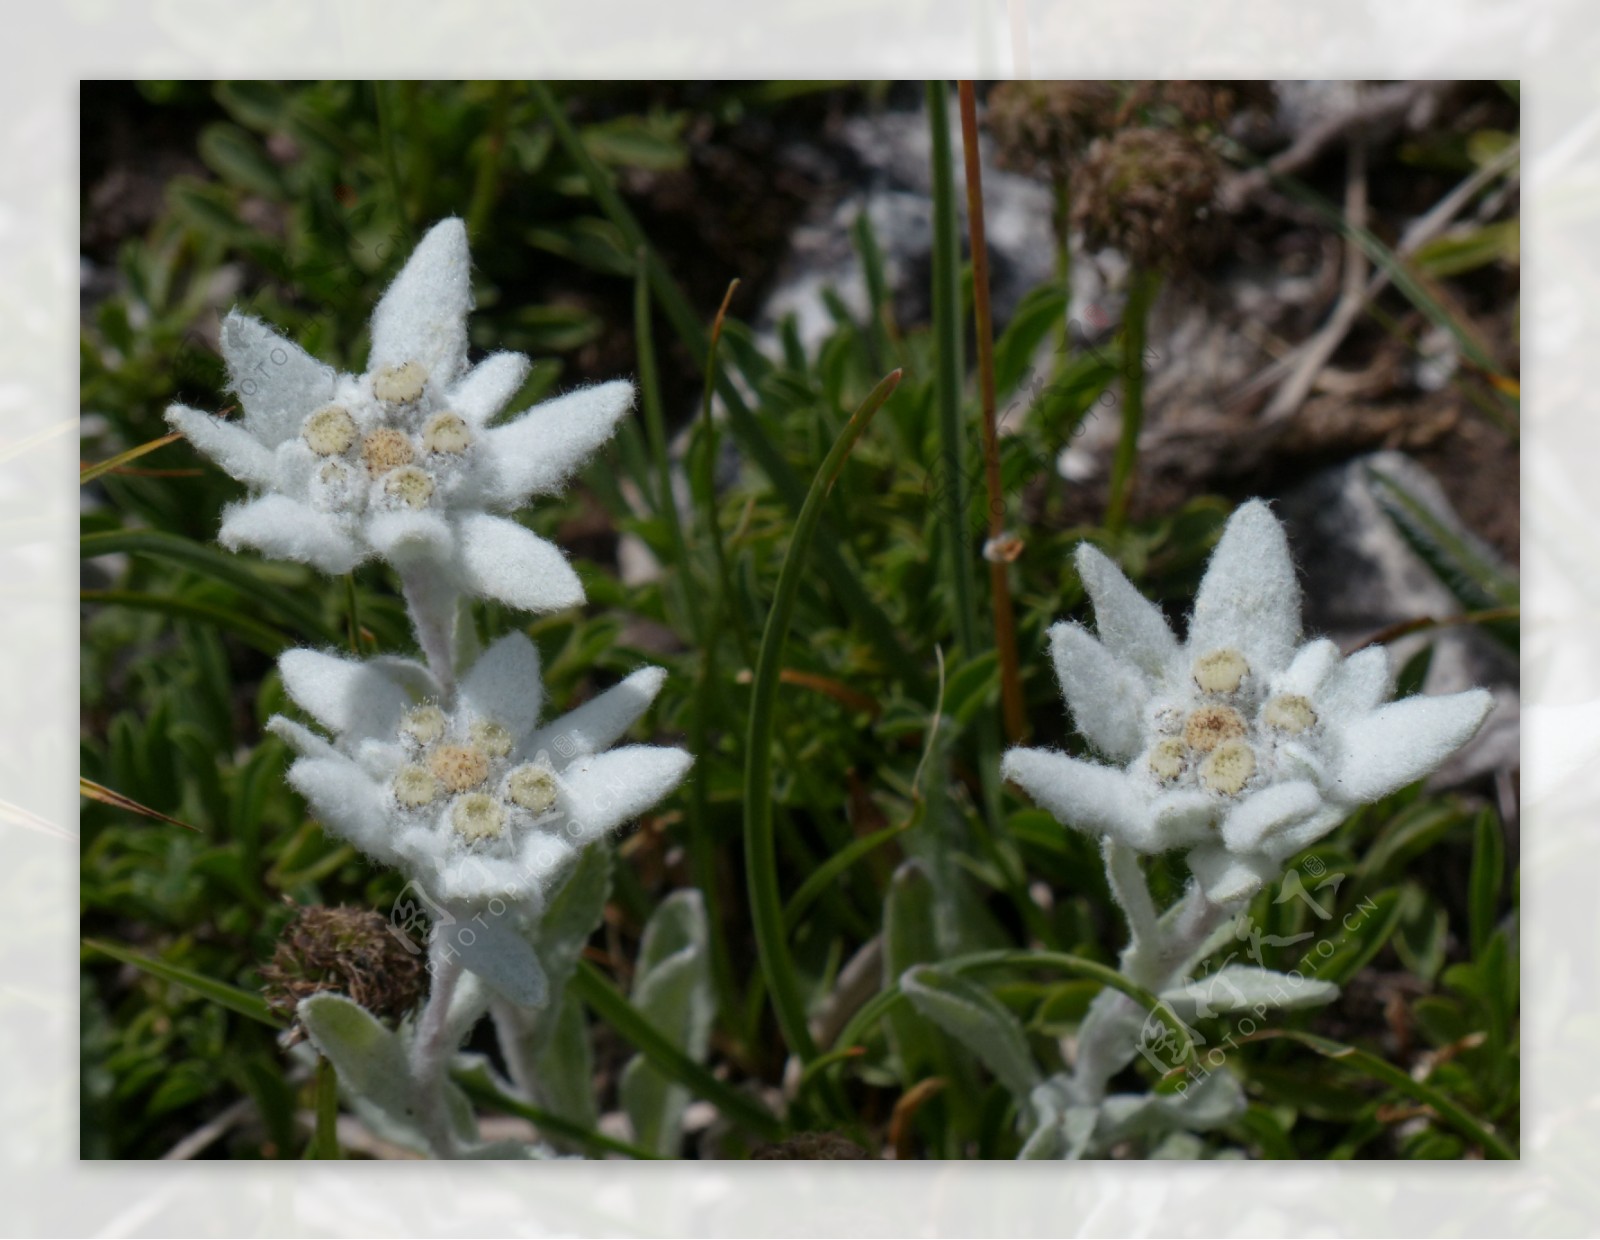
[81,528,339,645]
[453,1064,661,1159]
[782,821,906,933]
[926,80,978,662]
[1310,889,1406,986]
[1248,1029,1515,1159]
[569,961,782,1143]
[310,1055,342,1159]
[1469,808,1506,958]
[744,369,901,1070]
[82,938,280,1027]
[992,284,1067,398]
[81,588,289,654]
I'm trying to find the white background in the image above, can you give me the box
[11,2,1589,1234]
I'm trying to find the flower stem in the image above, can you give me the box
[400,567,459,704]
[1072,862,1235,1104]
[410,935,465,1157]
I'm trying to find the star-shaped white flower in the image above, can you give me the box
[268,631,690,1000]
[166,218,633,613]
[1003,500,1493,904]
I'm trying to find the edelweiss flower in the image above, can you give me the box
[269,631,690,999]
[167,219,633,613]
[1003,500,1493,904]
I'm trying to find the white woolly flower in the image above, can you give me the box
[268,630,691,1000]
[1002,500,1493,905]
[167,218,635,613]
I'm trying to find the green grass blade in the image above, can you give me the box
[781,820,908,934]
[634,252,700,640]
[744,369,902,1071]
[309,1055,342,1159]
[453,1064,662,1159]
[569,960,783,1143]
[82,528,339,645]
[1247,1029,1515,1160]
[82,937,281,1028]
[1469,807,1506,958]
[926,80,978,662]
[529,80,924,692]
[81,588,289,654]
[1105,267,1158,533]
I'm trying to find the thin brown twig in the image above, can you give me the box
[957,81,1027,744]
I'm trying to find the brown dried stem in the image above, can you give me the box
[958,81,1027,744]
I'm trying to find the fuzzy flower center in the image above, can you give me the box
[429,743,491,792]
[1192,647,1248,694]
[388,704,564,847]
[362,428,415,475]
[299,362,476,520]
[373,361,428,405]
[304,405,358,456]
[1140,649,1325,804]
[423,412,472,455]
[1184,705,1247,752]
[383,466,436,509]
[451,793,505,842]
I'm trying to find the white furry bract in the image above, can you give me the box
[166,218,635,613]
[271,632,691,914]
[1003,500,1493,905]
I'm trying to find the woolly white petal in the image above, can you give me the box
[1002,748,1152,847]
[365,655,441,703]
[479,381,635,509]
[219,311,338,446]
[454,513,584,613]
[266,714,338,761]
[1276,639,1340,698]
[1075,543,1180,677]
[286,755,398,864]
[1319,645,1391,723]
[448,351,531,426]
[1259,806,1347,865]
[365,509,455,565]
[270,440,317,501]
[527,667,667,769]
[368,218,473,382]
[458,632,544,738]
[1151,790,1220,847]
[558,746,692,845]
[1049,622,1149,762]
[1331,688,1493,804]
[1220,781,1324,853]
[1187,844,1279,906]
[436,906,547,1007]
[280,648,417,743]
[1188,500,1301,675]
[218,495,364,574]
[165,404,275,486]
